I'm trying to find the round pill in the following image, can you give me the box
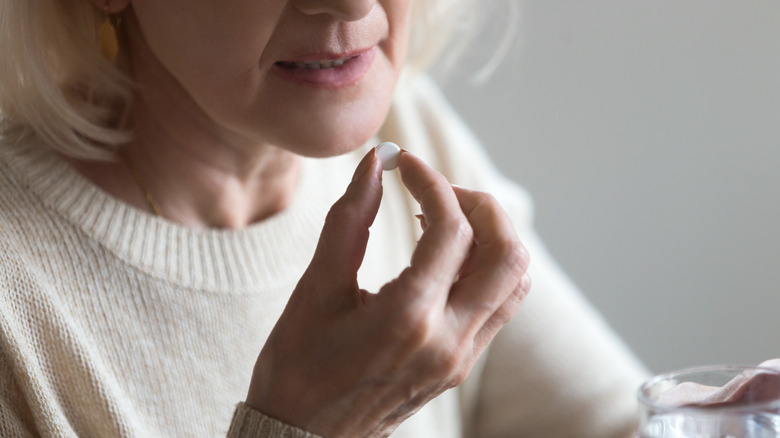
[376,142,401,171]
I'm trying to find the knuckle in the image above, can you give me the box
[323,201,348,226]
[491,308,514,328]
[497,238,530,275]
[323,197,373,233]
[520,273,532,295]
[475,191,500,209]
[443,217,473,245]
[394,307,435,347]
[497,287,526,324]
[443,353,470,387]
[419,177,451,202]
[469,191,502,217]
[433,347,462,381]
[450,367,470,387]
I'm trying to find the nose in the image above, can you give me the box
[291,0,376,22]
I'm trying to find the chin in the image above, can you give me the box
[280,125,382,158]
[262,99,393,159]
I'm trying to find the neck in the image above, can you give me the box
[70,11,303,229]
[124,123,302,229]
[72,103,302,230]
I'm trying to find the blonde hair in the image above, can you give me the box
[0,0,478,161]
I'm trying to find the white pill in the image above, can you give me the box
[376,142,401,171]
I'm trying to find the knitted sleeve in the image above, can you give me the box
[226,403,321,438]
[0,403,35,437]
[0,370,37,438]
[0,245,46,438]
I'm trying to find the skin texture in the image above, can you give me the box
[81,0,410,227]
[124,0,408,158]
[81,0,532,436]
[246,150,531,437]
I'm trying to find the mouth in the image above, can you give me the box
[275,55,359,70]
[272,47,376,89]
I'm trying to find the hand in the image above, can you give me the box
[245,147,531,437]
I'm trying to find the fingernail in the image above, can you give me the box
[415,213,427,230]
[352,148,377,183]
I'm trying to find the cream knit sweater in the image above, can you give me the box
[0,75,647,438]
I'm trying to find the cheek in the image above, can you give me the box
[384,0,412,69]
[130,1,281,107]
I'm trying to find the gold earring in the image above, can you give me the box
[100,2,119,62]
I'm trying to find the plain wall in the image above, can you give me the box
[440,0,780,373]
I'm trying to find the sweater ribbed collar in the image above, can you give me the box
[0,139,362,294]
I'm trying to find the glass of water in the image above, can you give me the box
[638,365,780,438]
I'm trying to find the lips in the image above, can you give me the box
[272,47,376,89]
[276,56,357,70]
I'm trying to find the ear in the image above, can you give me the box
[90,0,131,14]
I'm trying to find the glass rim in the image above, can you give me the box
[638,364,780,414]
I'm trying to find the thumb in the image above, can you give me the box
[304,148,383,294]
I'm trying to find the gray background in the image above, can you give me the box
[440,0,780,373]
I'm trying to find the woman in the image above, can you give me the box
[0,0,647,437]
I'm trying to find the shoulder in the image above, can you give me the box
[0,138,63,294]
[0,192,52,297]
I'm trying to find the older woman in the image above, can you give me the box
[0,0,646,437]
